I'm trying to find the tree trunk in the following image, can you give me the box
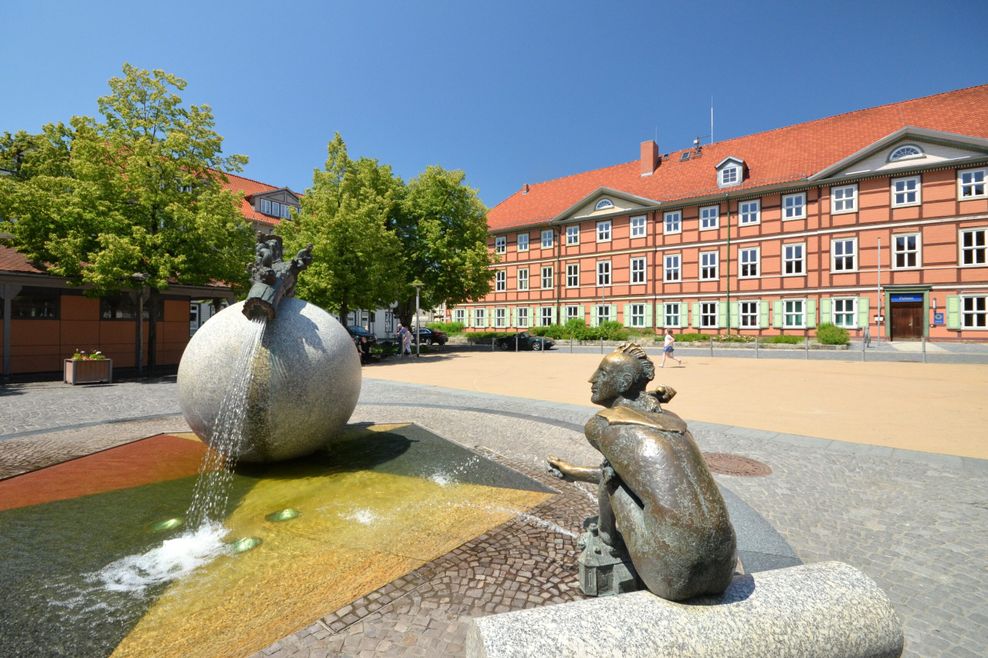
[147,288,158,374]
[339,293,349,329]
[395,298,415,329]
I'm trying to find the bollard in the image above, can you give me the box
[709,337,714,357]
[515,334,519,352]
[861,336,866,362]
[600,337,604,354]
[922,335,927,363]
[755,337,759,359]
[805,336,809,359]
[491,337,495,352]
[570,336,574,353]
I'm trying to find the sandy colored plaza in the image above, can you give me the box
[364,351,988,460]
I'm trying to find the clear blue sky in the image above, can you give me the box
[2,1,986,208]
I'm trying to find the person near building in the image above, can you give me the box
[660,329,684,368]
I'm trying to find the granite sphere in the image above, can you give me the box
[177,298,361,462]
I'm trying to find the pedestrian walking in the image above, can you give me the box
[660,329,684,368]
[396,323,412,357]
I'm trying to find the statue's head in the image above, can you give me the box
[588,343,655,406]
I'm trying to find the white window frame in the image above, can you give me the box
[596,305,612,325]
[566,263,580,288]
[739,199,761,226]
[888,144,923,162]
[453,308,465,324]
[831,184,858,214]
[541,307,554,326]
[541,266,553,289]
[565,305,581,322]
[891,175,921,208]
[517,268,529,290]
[596,260,612,286]
[664,302,681,328]
[700,251,719,281]
[831,237,857,273]
[739,246,760,279]
[630,215,647,238]
[833,297,857,328]
[783,299,806,328]
[700,205,719,230]
[664,254,681,282]
[960,227,987,266]
[517,233,529,252]
[782,192,807,220]
[596,220,612,243]
[783,243,805,276]
[893,233,921,270]
[516,307,529,328]
[629,303,646,328]
[474,308,486,326]
[962,295,987,329]
[663,210,682,235]
[595,199,614,211]
[541,229,554,249]
[495,236,506,254]
[720,165,741,187]
[740,301,759,328]
[700,301,718,328]
[566,224,580,245]
[958,167,988,200]
[495,308,506,328]
[495,270,506,292]
[630,257,646,284]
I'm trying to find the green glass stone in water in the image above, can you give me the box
[148,517,184,533]
[265,508,300,522]
[229,536,263,553]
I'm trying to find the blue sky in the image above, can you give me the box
[2,1,986,207]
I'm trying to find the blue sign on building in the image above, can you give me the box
[934,312,944,326]
[890,294,923,303]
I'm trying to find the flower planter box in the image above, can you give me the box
[64,359,113,384]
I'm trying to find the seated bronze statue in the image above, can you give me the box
[549,343,736,601]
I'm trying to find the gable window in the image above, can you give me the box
[893,233,920,269]
[700,302,718,328]
[888,144,923,162]
[566,224,580,245]
[517,233,529,251]
[517,307,529,328]
[630,257,646,284]
[453,308,465,324]
[664,210,682,234]
[720,167,739,186]
[495,270,506,292]
[960,228,987,266]
[597,260,611,286]
[782,192,806,220]
[517,268,529,290]
[595,199,614,212]
[700,205,719,230]
[959,168,987,199]
[700,251,718,281]
[783,243,805,275]
[831,184,857,214]
[740,301,759,328]
[596,220,612,242]
[541,307,554,326]
[541,229,554,249]
[783,299,805,328]
[630,215,646,238]
[541,266,553,289]
[565,305,581,322]
[629,304,646,328]
[474,308,486,327]
[739,247,759,278]
[892,176,921,207]
[833,298,857,328]
[664,254,681,282]
[495,236,506,254]
[832,238,856,272]
[566,263,579,288]
[739,199,760,226]
[664,302,681,327]
[495,308,506,328]
[962,296,987,328]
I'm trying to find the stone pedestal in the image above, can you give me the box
[577,521,642,596]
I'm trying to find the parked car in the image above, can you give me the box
[494,332,554,351]
[414,327,448,346]
[346,326,378,347]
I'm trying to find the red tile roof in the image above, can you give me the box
[0,245,43,274]
[488,84,988,231]
[219,171,301,227]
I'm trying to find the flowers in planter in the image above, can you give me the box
[71,349,108,361]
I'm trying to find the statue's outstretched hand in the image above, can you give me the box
[547,456,570,480]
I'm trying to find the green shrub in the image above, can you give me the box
[816,322,850,345]
[675,333,707,343]
[464,331,503,344]
[428,321,464,335]
[762,335,802,344]
[598,321,629,341]
[715,334,754,343]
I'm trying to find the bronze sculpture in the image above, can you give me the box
[549,343,736,601]
[243,233,314,321]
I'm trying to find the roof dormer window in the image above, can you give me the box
[716,157,744,188]
[259,197,298,219]
[888,144,924,162]
[594,198,614,212]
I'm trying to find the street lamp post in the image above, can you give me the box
[411,279,423,358]
[132,273,148,377]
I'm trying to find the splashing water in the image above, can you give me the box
[186,317,267,528]
[343,509,378,525]
[444,500,578,539]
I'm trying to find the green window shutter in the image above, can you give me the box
[691,302,701,328]
[773,301,783,328]
[946,296,961,329]
[623,304,631,327]
[820,298,832,325]
[806,300,816,328]
[465,308,473,328]
[728,301,739,329]
[759,301,770,328]
[590,307,598,327]
[644,303,653,328]
[487,307,494,328]
[510,307,516,328]
[857,297,870,329]
[610,304,617,324]
[717,302,727,328]
[530,306,537,328]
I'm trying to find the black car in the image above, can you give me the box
[414,327,448,345]
[346,326,378,346]
[494,332,554,351]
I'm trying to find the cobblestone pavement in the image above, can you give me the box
[2,378,986,656]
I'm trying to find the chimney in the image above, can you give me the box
[522,183,530,194]
[640,140,659,176]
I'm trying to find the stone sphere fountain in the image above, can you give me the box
[177,235,361,462]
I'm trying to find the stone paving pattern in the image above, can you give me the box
[2,376,987,656]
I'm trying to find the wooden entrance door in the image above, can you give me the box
[891,302,923,340]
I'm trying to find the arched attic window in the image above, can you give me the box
[888,144,924,162]
[595,198,615,211]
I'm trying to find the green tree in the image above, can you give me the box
[0,64,252,371]
[394,166,493,327]
[281,133,404,325]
